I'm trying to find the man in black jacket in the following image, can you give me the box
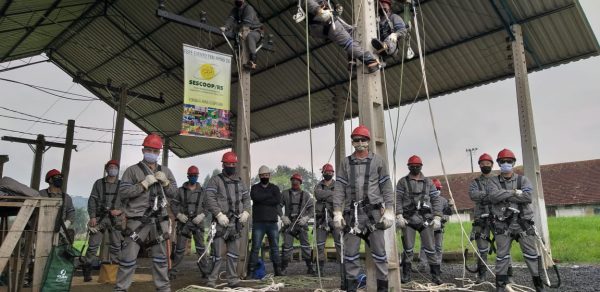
[248,165,283,277]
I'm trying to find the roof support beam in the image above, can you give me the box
[1,0,62,62]
[0,0,13,17]
[0,16,97,34]
[45,0,106,53]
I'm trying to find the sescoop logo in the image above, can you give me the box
[56,269,68,282]
[198,63,217,80]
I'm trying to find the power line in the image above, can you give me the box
[0,77,98,101]
[0,127,143,147]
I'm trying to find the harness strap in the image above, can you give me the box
[137,162,164,217]
[217,174,241,216]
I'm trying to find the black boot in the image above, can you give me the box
[280,259,288,276]
[507,265,514,283]
[346,278,359,292]
[316,260,325,275]
[532,276,546,292]
[243,53,257,70]
[82,263,92,282]
[376,279,389,292]
[495,275,509,292]
[401,262,412,283]
[273,262,283,276]
[306,260,316,276]
[430,264,442,285]
[371,38,389,56]
[365,59,382,74]
[475,264,487,284]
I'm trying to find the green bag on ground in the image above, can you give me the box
[41,243,81,291]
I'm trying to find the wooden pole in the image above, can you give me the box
[31,135,45,191]
[61,120,75,193]
[111,85,128,164]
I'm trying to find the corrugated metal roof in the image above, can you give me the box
[0,0,598,158]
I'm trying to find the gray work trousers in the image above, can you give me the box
[471,223,492,266]
[172,226,205,270]
[309,20,375,63]
[281,225,311,262]
[85,217,123,264]
[344,229,388,281]
[419,229,443,265]
[114,219,170,292]
[402,225,437,265]
[494,221,539,277]
[208,236,240,286]
[383,34,398,56]
[315,221,341,262]
[246,30,262,55]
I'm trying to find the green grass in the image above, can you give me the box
[73,217,600,263]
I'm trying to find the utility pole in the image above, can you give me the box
[162,136,170,167]
[353,0,402,290]
[61,120,75,193]
[465,147,478,173]
[1,134,77,190]
[511,24,550,251]
[0,155,8,177]
[333,85,346,170]
[112,85,128,164]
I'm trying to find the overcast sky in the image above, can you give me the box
[1,0,599,198]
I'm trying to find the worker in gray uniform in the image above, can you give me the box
[41,168,75,240]
[333,125,395,292]
[114,134,178,292]
[372,0,409,58]
[83,159,124,282]
[314,163,341,274]
[396,155,443,285]
[220,0,263,70]
[204,151,251,288]
[419,178,453,269]
[302,0,381,73]
[280,173,315,275]
[488,149,544,292]
[170,165,209,279]
[468,153,497,284]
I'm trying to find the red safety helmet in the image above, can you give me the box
[379,0,392,8]
[351,125,371,140]
[291,173,303,183]
[478,153,494,164]
[497,148,516,162]
[407,155,423,166]
[188,165,199,175]
[143,134,163,149]
[322,163,334,173]
[45,169,61,183]
[432,178,442,190]
[105,159,119,168]
[222,151,238,163]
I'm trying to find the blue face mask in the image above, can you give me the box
[143,152,159,163]
[188,176,198,184]
[107,168,119,177]
[500,163,513,173]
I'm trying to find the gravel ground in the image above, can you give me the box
[69,256,595,291]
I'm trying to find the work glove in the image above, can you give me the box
[88,226,99,234]
[380,208,395,230]
[277,216,283,232]
[110,209,122,217]
[154,171,170,187]
[314,8,333,23]
[192,213,205,225]
[514,189,524,196]
[448,198,455,207]
[333,211,345,230]
[216,212,229,227]
[298,216,309,227]
[64,220,72,229]
[141,174,158,190]
[88,217,97,227]
[239,211,250,224]
[396,214,407,229]
[432,215,442,231]
[282,216,291,226]
[176,213,188,223]
[219,26,228,32]
[388,32,399,42]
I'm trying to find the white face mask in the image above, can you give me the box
[352,141,369,151]
[500,163,513,173]
[107,168,119,177]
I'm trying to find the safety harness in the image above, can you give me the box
[215,174,243,240]
[316,183,333,231]
[97,179,121,231]
[124,163,169,247]
[402,176,433,231]
[177,185,204,239]
[470,177,496,253]
[284,189,309,237]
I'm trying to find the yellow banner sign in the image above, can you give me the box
[181,44,232,140]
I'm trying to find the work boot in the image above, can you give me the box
[532,276,546,292]
[243,53,257,70]
[401,262,412,283]
[376,279,388,292]
[82,263,92,282]
[280,259,288,276]
[346,278,359,292]
[306,260,316,276]
[495,275,509,292]
[430,264,442,285]
[314,260,325,275]
[371,38,389,56]
[475,264,487,284]
[507,265,514,283]
[365,59,382,74]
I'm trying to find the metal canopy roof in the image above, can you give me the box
[1,0,598,157]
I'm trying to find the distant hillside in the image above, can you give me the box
[71,195,88,209]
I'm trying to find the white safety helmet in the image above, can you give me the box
[258,165,271,175]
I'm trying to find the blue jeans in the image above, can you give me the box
[249,222,280,269]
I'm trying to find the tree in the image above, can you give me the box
[72,207,89,236]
